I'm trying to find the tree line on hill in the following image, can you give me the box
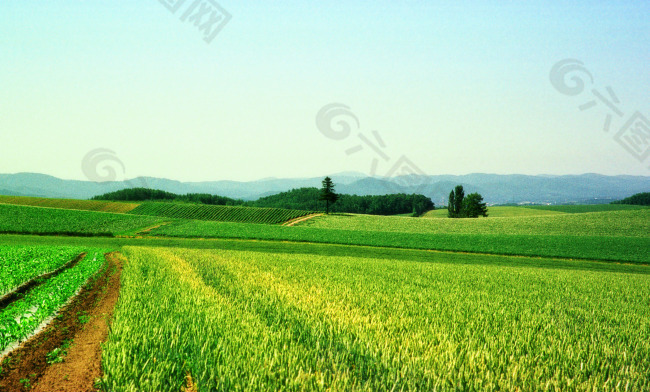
[91,188,244,206]
[611,192,650,206]
[92,187,435,216]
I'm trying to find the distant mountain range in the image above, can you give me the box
[0,172,648,206]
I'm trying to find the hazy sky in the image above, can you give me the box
[1,1,649,182]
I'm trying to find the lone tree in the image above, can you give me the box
[320,176,339,214]
[448,185,465,218]
[463,192,488,218]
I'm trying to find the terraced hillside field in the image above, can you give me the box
[0,195,139,213]
[128,202,313,225]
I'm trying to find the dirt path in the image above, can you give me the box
[283,213,323,227]
[0,252,123,392]
[132,221,171,237]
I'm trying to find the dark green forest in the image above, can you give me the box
[91,188,244,206]
[92,187,435,216]
[612,192,650,206]
[251,188,434,216]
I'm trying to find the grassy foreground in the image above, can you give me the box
[100,246,650,391]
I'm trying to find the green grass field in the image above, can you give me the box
[525,204,650,214]
[0,204,165,236]
[99,246,650,391]
[148,219,649,263]
[423,206,566,218]
[302,210,649,237]
[0,195,139,213]
[0,202,647,261]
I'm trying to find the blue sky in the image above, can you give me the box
[1,1,649,181]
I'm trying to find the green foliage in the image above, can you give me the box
[448,185,465,218]
[91,188,245,206]
[0,204,164,236]
[251,187,434,215]
[319,177,339,214]
[463,192,488,218]
[448,186,488,218]
[0,245,85,296]
[0,250,106,352]
[91,188,177,202]
[101,247,650,390]
[19,378,30,390]
[127,202,312,224]
[612,192,650,206]
[46,339,73,365]
[77,311,90,324]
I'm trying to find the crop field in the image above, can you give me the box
[301,210,650,238]
[525,204,649,214]
[99,246,650,391]
[0,196,648,390]
[0,195,139,213]
[422,206,565,218]
[0,245,106,354]
[128,202,313,225]
[147,208,650,263]
[0,245,86,296]
[0,203,165,236]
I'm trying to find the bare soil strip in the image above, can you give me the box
[282,213,323,227]
[0,253,87,311]
[0,252,123,392]
[132,221,172,237]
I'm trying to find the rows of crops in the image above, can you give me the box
[0,204,165,236]
[302,209,650,238]
[128,202,313,225]
[0,195,139,213]
[0,245,86,296]
[100,247,650,390]
[0,246,106,354]
[148,220,650,263]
